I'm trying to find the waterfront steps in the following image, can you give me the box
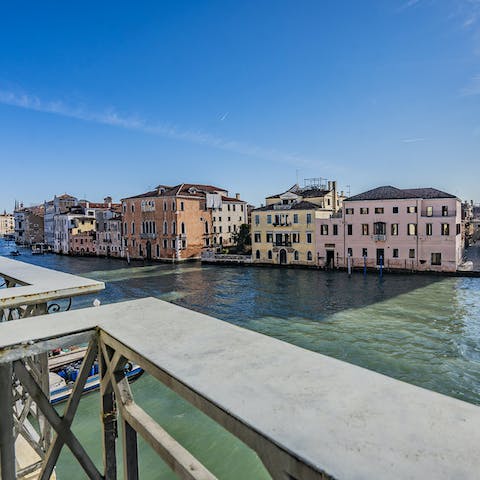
[1,297,480,479]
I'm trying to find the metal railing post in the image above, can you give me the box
[0,362,16,480]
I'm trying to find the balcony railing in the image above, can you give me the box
[274,241,293,247]
[272,222,292,227]
[1,292,479,480]
[374,234,387,241]
[140,233,157,239]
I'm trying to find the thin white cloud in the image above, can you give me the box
[402,137,426,143]
[0,89,322,169]
[460,73,480,95]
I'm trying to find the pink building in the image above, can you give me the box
[316,186,463,273]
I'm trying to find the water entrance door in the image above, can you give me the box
[146,241,152,261]
[376,248,384,266]
[326,250,334,268]
[279,249,287,265]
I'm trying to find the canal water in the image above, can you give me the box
[2,240,480,479]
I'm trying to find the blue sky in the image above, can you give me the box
[0,0,479,211]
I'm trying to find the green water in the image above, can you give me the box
[3,242,480,479]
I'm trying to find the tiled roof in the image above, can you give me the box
[123,183,228,200]
[266,184,331,199]
[222,196,246,203]
[347,186,456,202]
[253,200,321,211]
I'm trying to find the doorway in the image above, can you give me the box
[326,250,334,268]
[376,248,384,266]
[279,249,287,265]
[146,241,152,261]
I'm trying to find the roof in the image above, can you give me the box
[253,200,321,212]
[266,184,332,199]
[123,183,228,200]
[221,195,246,203]
[346,186,456,202]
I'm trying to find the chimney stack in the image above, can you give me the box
[235,193,241,200]
[327,181,332,190]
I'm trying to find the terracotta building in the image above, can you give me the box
[14,204,45,246]
[122,184,240,261]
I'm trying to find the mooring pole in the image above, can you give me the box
[363,255,367,277]
[380,255,383,279]
[347,253,352,278]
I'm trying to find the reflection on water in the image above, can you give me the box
[2,242,480,478]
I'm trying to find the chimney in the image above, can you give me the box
[332,181,337,213]
[235,193,241,200]
[104,196,112,204]
[327,181,332,191]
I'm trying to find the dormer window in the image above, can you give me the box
[189,187,197,194]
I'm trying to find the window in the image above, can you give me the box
[172,221,176,235]
[131,204,135,213]
[163,239,168,249]
[333,224,338,235]
[255,250,260,259]
[266,232,273,243]
[347,224,353,235]
[163,221,168,235]
[346,208,354,215]
[409,248,415,259]
[124,222,127,235]
[407,206,417,213]
[321,224,329,235]
[293,214,298,224]
[131,222,135,235]
[163,202,167,211]
[407,223,417,236]
[267,215,272,224]
[431,253,442,265]
[374,207,384,214]
[254,232,261,242]
[360,207,369,214]
[180,202,184,211]
[374,222,386,235]
[456,224,461,235]
[306,232,312,243]
[362,248,368,257]
[391,223,398,236]
[393,206,399,214]
[307,251,313,261]
[442,206,448,217]
[255,215,260,225]
[172,201,176,211]
[268,250,272,260]
[426,206,433,217]
[306,213,312,224]
[156,244,160,257]
[441,223,449,236]
[181,222,186,235]
[393,248,399,258]
[292,233,300,243]
[426,223,433,236]
[361,224,369,235]
[172,239,176,249]
[347,247,353,257]
[294,251,299,261]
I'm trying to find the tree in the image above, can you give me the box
[231,223,251,254]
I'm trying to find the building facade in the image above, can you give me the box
[211,193,247,248]
[96,209,124,258]
[14,205,45,246]
[44,194,78,247]
[251,181,345,266]
[316,186,463,273]
[122,184,243,261]
[0,211,14,237]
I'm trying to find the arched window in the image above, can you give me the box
[163,221,168,235]
[152,222,156,234]
[268,250,272,260]
[255,250,260,259]
[205,221,209,234]
[294,251,299,261]
[172,221,176,235]
[180,201,184,211]
[172,201,176,211]
[307,251,313,261]
[181,222,185,234]
[156,244,160,257]
[219,236,223,244]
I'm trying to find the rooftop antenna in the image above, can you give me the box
[346,185,351,196]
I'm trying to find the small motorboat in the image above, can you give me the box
[9,249,21,256]
[49,347,143,405]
